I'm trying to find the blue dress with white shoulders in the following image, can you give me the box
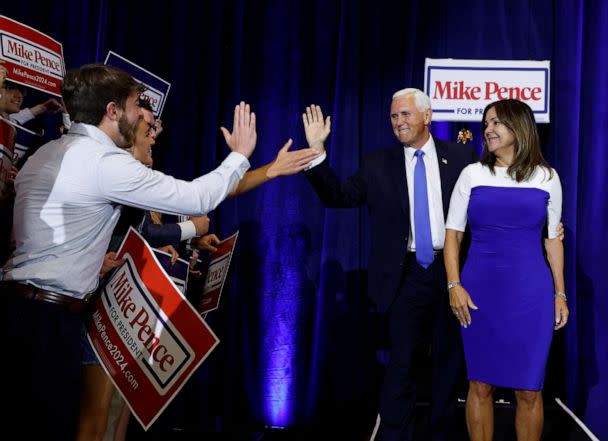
[445,163,562,390]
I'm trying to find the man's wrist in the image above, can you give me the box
[309,142,326,154]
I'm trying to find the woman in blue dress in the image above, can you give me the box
[443,99,569,441]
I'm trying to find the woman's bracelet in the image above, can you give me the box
[555,291,567,301]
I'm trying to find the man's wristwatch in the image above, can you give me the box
[447,281,462,290]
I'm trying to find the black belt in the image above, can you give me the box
[1,281,90,314]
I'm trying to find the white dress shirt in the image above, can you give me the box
[2,122,249,297]
[404,135,445,251]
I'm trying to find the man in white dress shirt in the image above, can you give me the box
[0,63,256,441]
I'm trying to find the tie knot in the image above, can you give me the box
[415,150,425,158]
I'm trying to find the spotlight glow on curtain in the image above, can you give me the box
[257,222,313,427]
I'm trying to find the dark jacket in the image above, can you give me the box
[305,138,477,312]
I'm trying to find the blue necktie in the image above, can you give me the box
[413,150,434,268]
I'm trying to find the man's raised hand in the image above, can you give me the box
[221,101,257,158]
[302,104,331,153]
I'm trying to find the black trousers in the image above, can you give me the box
[0,290,83,441]
[378,254,465,441]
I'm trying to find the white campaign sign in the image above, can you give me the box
[424,58,550,123]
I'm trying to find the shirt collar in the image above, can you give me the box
[403,134,436,162]
[67,122,119,148]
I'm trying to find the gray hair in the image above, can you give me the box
[392,88,431,112]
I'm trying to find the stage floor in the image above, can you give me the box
[121,397,595,441]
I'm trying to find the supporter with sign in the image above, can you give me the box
[77,100,218,441]
[76,99,185,441]
[444,99,568,441]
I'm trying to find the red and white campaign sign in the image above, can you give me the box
[424,58,550,123]
[197,231,239,315]
[86,228,219,430]
[0,15,65,97]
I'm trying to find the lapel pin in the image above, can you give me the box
[441,158,448,164]
[457,128,473,144]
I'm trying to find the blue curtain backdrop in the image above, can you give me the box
[2,0,606,437]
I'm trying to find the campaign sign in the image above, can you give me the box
[86,228,219,430]
[0,15,65,96]
[424,58,550,123]
[104,51,171,117]
[197,231,239,315]
[0,117,16,199]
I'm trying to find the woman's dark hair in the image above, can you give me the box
[61,64,145,125]
[137,97,154,113]
[481,99,552,182]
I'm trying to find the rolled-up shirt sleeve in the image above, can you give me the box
[97,151,250,216]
